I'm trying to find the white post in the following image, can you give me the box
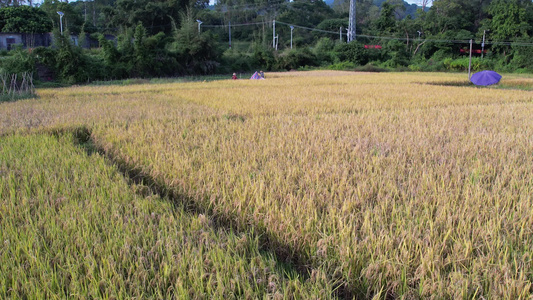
[272,20,276,49]
[481,30,488,58]
[57,11,64,35]
[346,29,350,43]
[290,26,294,49]
[468,39,473,79]
[196,20,203,34]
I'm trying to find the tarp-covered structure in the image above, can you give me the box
[250,72,264,80]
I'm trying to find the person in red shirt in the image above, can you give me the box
[232,73,237,80]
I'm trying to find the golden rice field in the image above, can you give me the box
[1,71,533,299]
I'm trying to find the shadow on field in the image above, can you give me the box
[422,81,533,91]
[67,126,357,300]
[421,81,474,87]
[0,93,38,103]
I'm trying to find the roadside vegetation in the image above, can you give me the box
[1,0,533,84]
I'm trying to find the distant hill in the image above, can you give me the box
[373,0,423,17]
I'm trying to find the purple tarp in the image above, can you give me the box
[470,70,502,86]
[250,71,264,80]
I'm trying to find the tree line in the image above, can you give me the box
[0,0,532,83]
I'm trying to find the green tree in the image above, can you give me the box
[0,6,52,33]
[278,0,336,28]
[55,30,89,83]
[374,2,397,35]
[277,0,336,47]
[488,0,530,42]
[424,0,485,34]
[336,41,381,66]
[0,0,27,8]
[487,0,532,63]
[69,0,115,32]
[170,12,223,74]
[510,44,533,71]
[106,0,204,35]
[133,22,149,76]
[41,0,84,34]
[316,18,348,33]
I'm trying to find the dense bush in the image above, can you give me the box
[327,61,357,70]
[509,45,533,72]
[0,20,226,83]
[380,40,410,68]
[335,41,384,67]
[312,37,338,66]
[443,57,494,72]
[275,48,317,70]
[0,46,35,74]
[220,49,254,74]
[251,43,276,71]
[54,32,105,83]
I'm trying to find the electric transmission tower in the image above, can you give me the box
[348,0,356,42]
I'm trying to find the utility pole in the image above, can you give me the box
[481,29,489,58]
[57,11,64,35]
[468,39,473,79]
[273,20,276,49]
[196,20,203,34]
[348,0,356,42]
[290,26,294,49]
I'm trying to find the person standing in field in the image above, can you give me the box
[259,70,265,78]
[232,73,238,80]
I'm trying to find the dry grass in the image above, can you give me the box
[1,70,533,298]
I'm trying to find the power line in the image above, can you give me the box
[272,21,533,46]
[213,0,287,11]
[78,18,533,48]
[202,22,266,28]
[276,21,340,35]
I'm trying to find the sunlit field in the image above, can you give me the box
[0,133,333,299]
[1,71,533,298]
